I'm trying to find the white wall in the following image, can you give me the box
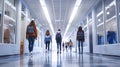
[0,44,20,56]
[93,44,120,56]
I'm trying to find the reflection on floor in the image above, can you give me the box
[0,51,120,67]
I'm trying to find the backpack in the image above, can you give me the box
[56,33,61,40]
[27,25,34,34]
[77,31,84,40]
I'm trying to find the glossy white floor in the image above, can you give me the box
[0,50,120,67]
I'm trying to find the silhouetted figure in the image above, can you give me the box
[76,26,85,54]
[44,30,52,52]
[26,20,38,55]
[69,39,73,52]
[56,29,62,54]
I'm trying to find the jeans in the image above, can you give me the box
[57,42,61,52]
[45,41,50,51]
[78,41,83,54]
[28,36,35,52]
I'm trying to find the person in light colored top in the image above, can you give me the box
[44,30,52,52]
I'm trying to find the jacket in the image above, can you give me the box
[26,25,38,39]
[44,35,52,43]
[76,30,85,41]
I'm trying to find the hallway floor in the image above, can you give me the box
[0,51,120,67]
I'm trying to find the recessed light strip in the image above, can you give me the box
[64,0,82,38]
[40,0,55,35]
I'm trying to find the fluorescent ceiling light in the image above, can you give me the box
[64,0,82,38]
[107,11,110,15]
[40,0,55,35]
[98,19,101,22]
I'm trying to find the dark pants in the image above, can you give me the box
[78,41,83,54]
[28,36,35,52]
[57,42,61,52]
[45,41,50,51]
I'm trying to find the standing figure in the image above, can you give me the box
[56,29,62,54]
[26,20,38,55]
[62,42,65,51]
[69,39,73,52]
[76,26,85,54]
[44,30,52,52]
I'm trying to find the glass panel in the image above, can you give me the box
[97,25,104,45]
[105,0,117,44]
[83,19,87,26]
[95,1,102,14]
[97,14,103,25]
[119,0,120,43]
[95,1,104,45]
[7,0,16,7]
[83,27,88,46]
[88,12,92,21]
[5,3,16,20]
[0,0,3,43]
[21,4,26,13]
[28,11,31,20]
[3,0,17,44]
[4,17,16,44]
[0,0,2,12]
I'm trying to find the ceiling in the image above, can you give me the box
[23,0,98,38]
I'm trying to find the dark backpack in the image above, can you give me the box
[27,26,34,34]
[77,31,84,40]
[56,33,61,40]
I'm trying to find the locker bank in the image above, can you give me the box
[0,0,120,67]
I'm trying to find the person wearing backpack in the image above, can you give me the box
[56,29,62,54]
[44,30,52,52]
[76,26,85,54]
[26,20,38,55]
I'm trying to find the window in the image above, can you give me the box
[5,3,16,20]
[105,0,117,44]
[88,12,92,21]
[119,0,120,43]
[3,0,17,44]
[0,0,3,43]
[7,0,16,7]
[0,0,2,12]
[83,27,88,46]
[95,1,104,45]
[21,4,26,13]
[83,19,87,26]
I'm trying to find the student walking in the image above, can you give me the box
[26,20,38,55]
[44,30,52,52]
[56,29,62,54]
[76,26,85,54]
[69,39,73,52]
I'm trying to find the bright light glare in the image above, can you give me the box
[40,0,55,35]
[64,0,82,38]
[107,11,110,15]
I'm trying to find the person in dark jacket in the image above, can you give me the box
[56,29,62,54]
[26,20,38,55]
[76,26,85,54]
[44,30,52,52]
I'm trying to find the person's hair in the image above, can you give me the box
[29,20,36,27]
[58,29,61,31]
[46,30,50,36]
[78,26,82,31]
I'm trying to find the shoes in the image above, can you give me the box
[57,51,61,54]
